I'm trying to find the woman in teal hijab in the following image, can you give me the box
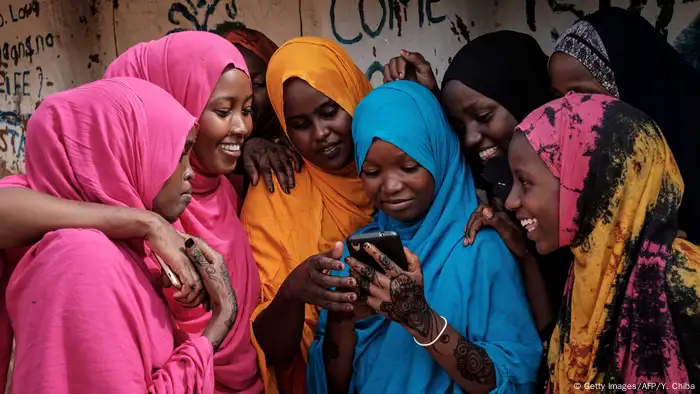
[307,81,541,393]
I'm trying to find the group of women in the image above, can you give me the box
[0,6,698,394]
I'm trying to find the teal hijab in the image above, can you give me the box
[307,81,541,393]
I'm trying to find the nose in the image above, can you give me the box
[504,184,520,211]
[312,120,331,142]
[381,173,404,196]
[464,123,483,149]
[230,113,251,139]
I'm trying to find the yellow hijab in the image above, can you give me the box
[240,36,374,393]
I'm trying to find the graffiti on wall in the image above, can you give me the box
[0,0,40,30]
[167,0,245,34]
[525,0,700,39]
[329,0,453,81]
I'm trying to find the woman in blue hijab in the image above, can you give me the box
[307,81,541,393]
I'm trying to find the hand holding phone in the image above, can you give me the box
[346,231,407,273]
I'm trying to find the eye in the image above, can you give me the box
[361,168,379,177]
[242,106,253,117]
[253,81,266,89]
[287,119,310,131]
[320,103,339,119]
[402,163,421,173]
[476,111,492,122]
[215,108,231,117]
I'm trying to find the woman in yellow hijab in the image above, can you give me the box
[240,37,375,394]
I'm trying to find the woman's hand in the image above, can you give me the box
[383,50,438,92]
[345,243,437,338]
[281,242,358,313]
[145,215,205,307]
[184,236,238,352]
[241,137,302,194]
[464,204,529,259]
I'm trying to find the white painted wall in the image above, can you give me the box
[1,0,699,177]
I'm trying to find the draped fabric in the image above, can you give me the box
[517,93,700,392]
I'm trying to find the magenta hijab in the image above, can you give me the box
[105,31,262,392]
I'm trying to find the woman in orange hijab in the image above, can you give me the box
[240,37,375,393]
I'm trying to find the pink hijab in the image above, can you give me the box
[105,31,262,392]
[8,77,212,392]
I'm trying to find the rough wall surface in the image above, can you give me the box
[1,0,699,176]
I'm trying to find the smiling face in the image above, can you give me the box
[282,77,354,171]
[152,128,197,223]
[442,80,519,164]
[549,52,610,97]
[194,67,253,174]
[360,139,435,222]
[505,132,560,254]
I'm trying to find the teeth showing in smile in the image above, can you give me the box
[520,218,538,232]
[479,146,498,160]
[219,143,240,152]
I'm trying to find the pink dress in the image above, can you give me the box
[6,77,215,393]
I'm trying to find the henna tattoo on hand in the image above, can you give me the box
[379,274,436,337]
[323,339,341,360]
[454,336,496,385]
[359,265,379,286]
[212,339,222,352]
[378,253,393,271]
[220,263,238,330]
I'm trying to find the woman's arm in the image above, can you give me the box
[321,313,357,394]
[519,253,554,334]
[253,242,357,366]
[407,310,497,393]
[0,187,162,250]
[0,187,204,304]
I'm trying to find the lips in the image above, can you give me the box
[382,199,413,211]
[218,142,241,158]
[478,146,500,161]
[320,142,341,158]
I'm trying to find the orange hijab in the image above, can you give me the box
[240,37,374,394]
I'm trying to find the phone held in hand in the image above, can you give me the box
[346,231,408,273]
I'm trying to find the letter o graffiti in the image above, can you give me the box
[359,0,386,38]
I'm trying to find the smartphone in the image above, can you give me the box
[346,231,408,273]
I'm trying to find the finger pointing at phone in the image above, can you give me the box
[345,243,436,338]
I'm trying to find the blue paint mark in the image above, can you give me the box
[360,0,387,38]
[331,0,363,44]
[167,0,244,34]
[426,0,446,24]
[365,60,384,81]
[0,111,24,127]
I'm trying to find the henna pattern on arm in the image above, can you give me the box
[453,336,496,385]
[379,274,437,338]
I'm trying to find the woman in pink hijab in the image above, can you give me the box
[0,31,263,392]
[8,76,238,393]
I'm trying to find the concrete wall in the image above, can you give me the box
[1,0,699,177]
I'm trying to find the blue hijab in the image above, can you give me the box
[307,81,541,393]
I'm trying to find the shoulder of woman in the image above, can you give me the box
[453,227,520,274]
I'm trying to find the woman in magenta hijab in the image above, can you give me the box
[0,32,263,392]
[8,76,236,393]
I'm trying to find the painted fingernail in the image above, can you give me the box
[345,304,354,312]
[284,187,290,194]
[291,182,295,188]
[347,278,356,286]
[184,238,195,248]
[398,72,404,78]
[337,263,345,270]
[269,187,274,193]
[344,257,350,263]
[363,242,371,249]
[349,293,357,301]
